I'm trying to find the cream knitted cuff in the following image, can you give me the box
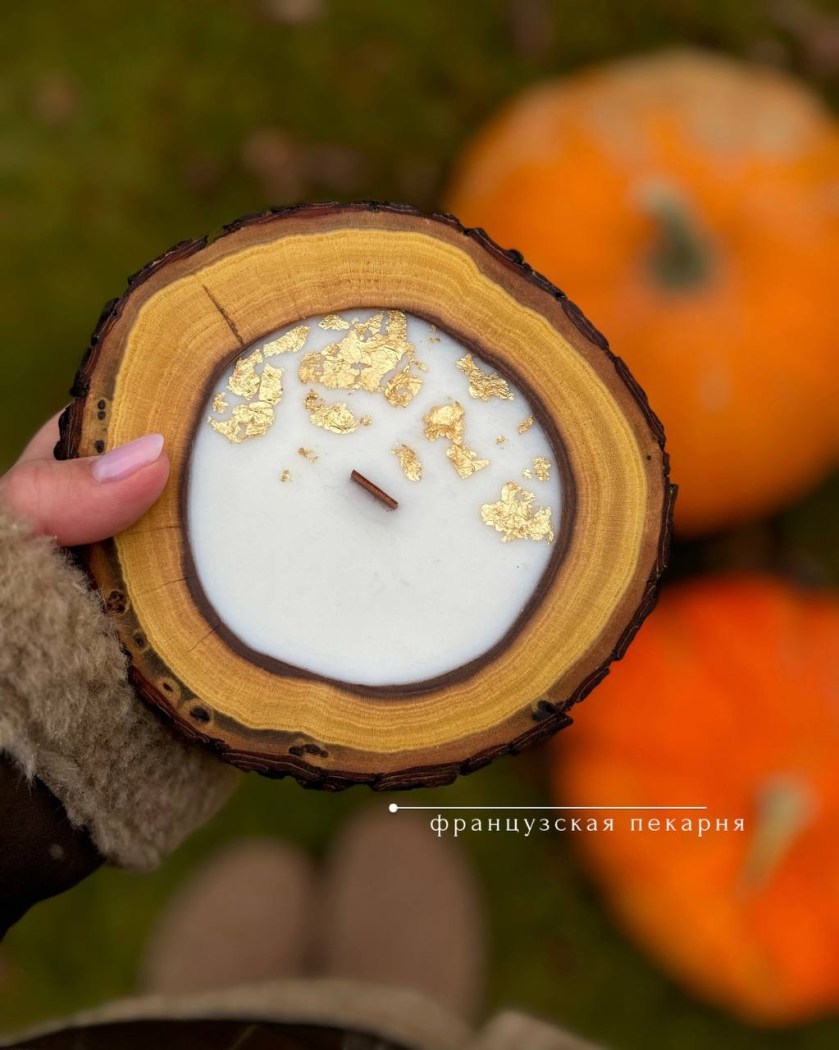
[0,508,238,869]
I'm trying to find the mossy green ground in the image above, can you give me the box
[2,2,839,1046]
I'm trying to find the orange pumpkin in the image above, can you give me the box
[446,50,839,535]
[552,575,839,1025]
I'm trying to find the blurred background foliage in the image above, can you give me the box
[1,1,838,1047]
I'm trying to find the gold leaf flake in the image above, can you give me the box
[360,415,373,426]
[212,392,228,414]
[533,456,551,482]
[481,482,554,543]
[280,469,291,483]
[428,324,441,344]
[423,401,489,478]
[495,435,507,446]
[447,444,489,478]
[209,401,274,443]
[423,401,465,444]
[523,459,551,480]
[299,346,354,390]
[319,314,350,331]
[258,363,284,406]
[356,311,384,337]
[456,353,514,402]
[263,325,310,357]
[298,310,421,398]
[304,389,360,434]
[386,309,408,342]
[392,444,423,482]
[235,401,273,437]
[384,365,423,407]
[298,447,318,462]
[228,348,263,399]
[517,415,534,435]
[207,416,240,442]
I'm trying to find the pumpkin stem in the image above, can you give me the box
[640,180,713,291]
[739,774,814,895]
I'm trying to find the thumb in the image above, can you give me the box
[0,433,170,546]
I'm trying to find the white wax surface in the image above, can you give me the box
[187,310,562,687]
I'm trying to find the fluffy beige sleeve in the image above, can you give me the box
[0,508,239,869]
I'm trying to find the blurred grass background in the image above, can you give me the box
[1,1,838,1047]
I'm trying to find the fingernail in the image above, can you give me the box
[91,434,165,483]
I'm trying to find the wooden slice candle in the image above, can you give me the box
[58,203,674,789]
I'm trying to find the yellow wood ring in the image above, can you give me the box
[59,204,674,788]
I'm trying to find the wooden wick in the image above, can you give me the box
[350,469,398,510]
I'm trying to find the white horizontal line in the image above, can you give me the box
[388,805,707,812]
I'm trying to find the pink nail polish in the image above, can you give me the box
[91,433,165,483]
